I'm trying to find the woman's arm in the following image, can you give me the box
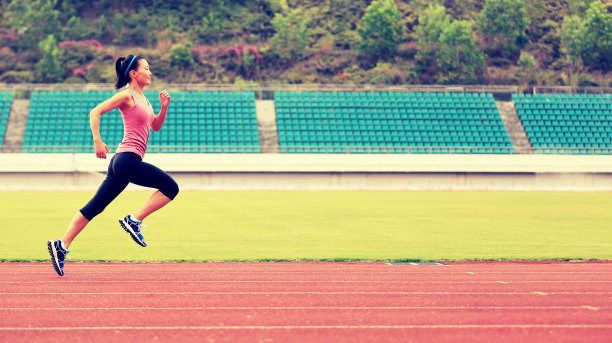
[90,91,131,159]
[151,90,171,132]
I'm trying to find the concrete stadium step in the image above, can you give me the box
[256,100,280,153]
[496,100,532,154]
[2,99,29,153]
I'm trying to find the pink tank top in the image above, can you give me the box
[116,89,155,158]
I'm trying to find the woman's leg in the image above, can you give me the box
[128,161,179,221]
[133,190,173,221]
[68,154,130,246]
[61,212,90,249]
[117,160,178,247]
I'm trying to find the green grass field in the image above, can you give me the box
[1,191,611,262]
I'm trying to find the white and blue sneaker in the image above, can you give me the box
[47,240,69,276]
[119,215,147,247]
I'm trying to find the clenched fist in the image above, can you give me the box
[159,90,171,108]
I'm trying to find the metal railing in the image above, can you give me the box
[534,86,612,95]
[9,145,612,155]
[4,83,612,100]
[0,83,521,101]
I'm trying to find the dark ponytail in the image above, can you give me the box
[114,55,142,90]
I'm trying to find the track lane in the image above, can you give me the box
[0,262,610,342]
[1,307,611,327]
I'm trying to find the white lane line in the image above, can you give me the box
[2,280,611,284]
[0,306,606,310]
[0,325,611,330]
[6,263,611,267]
[3,273,612,278]
[2,291,611,295]
[2,271,611,274]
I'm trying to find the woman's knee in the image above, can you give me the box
[79,206,101,221]
[161,178,179,200]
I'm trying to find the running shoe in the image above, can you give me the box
[47,240,69,276]
[119,215,147,247]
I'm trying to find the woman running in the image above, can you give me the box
[47,55,179,276]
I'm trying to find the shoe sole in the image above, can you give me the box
[47,240,64,276]
[119,219,147,247]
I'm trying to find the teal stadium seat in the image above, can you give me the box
[275,91,514,154]
[514,93,612,154]
[24,91,121,153]
[0,92,12,151]
[147,91,259,153]
[23,91,260,153]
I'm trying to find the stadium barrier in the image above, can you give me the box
[2,84,611,190]
[1,152,612,191]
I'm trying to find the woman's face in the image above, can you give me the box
[131,59,152,86]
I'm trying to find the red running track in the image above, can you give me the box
[0,261,611,342]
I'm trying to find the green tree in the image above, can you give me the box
[194,0,226,44]
[3,0,61,55]
[567,0,591,14]
[478,0,529,60]
[436,20,485,84]
[266,0,288,13]
[269,9,309,62]
[170,41,194,69]
[582,0,612,71]
[560,15,587,64]
[35,35,64,82]
[357,0,404,62]
[414,2,451,81]
[62,16,97,41]
[111,8,156,47]
[517,51,537,85]
[561,1,612,72]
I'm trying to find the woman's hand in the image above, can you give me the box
[94,140,110,159]
[159,90,171,108]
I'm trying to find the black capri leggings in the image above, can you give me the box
[80,152,179,221]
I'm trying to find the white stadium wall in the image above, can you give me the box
[1,153,612,191]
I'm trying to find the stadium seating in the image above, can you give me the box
[0,92,12,150]
[23,91,260,153]
[514,93,612,154]
[275,91,514,154]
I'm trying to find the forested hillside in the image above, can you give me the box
[0,0,610,88]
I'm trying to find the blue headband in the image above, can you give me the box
[124,56,137,77]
